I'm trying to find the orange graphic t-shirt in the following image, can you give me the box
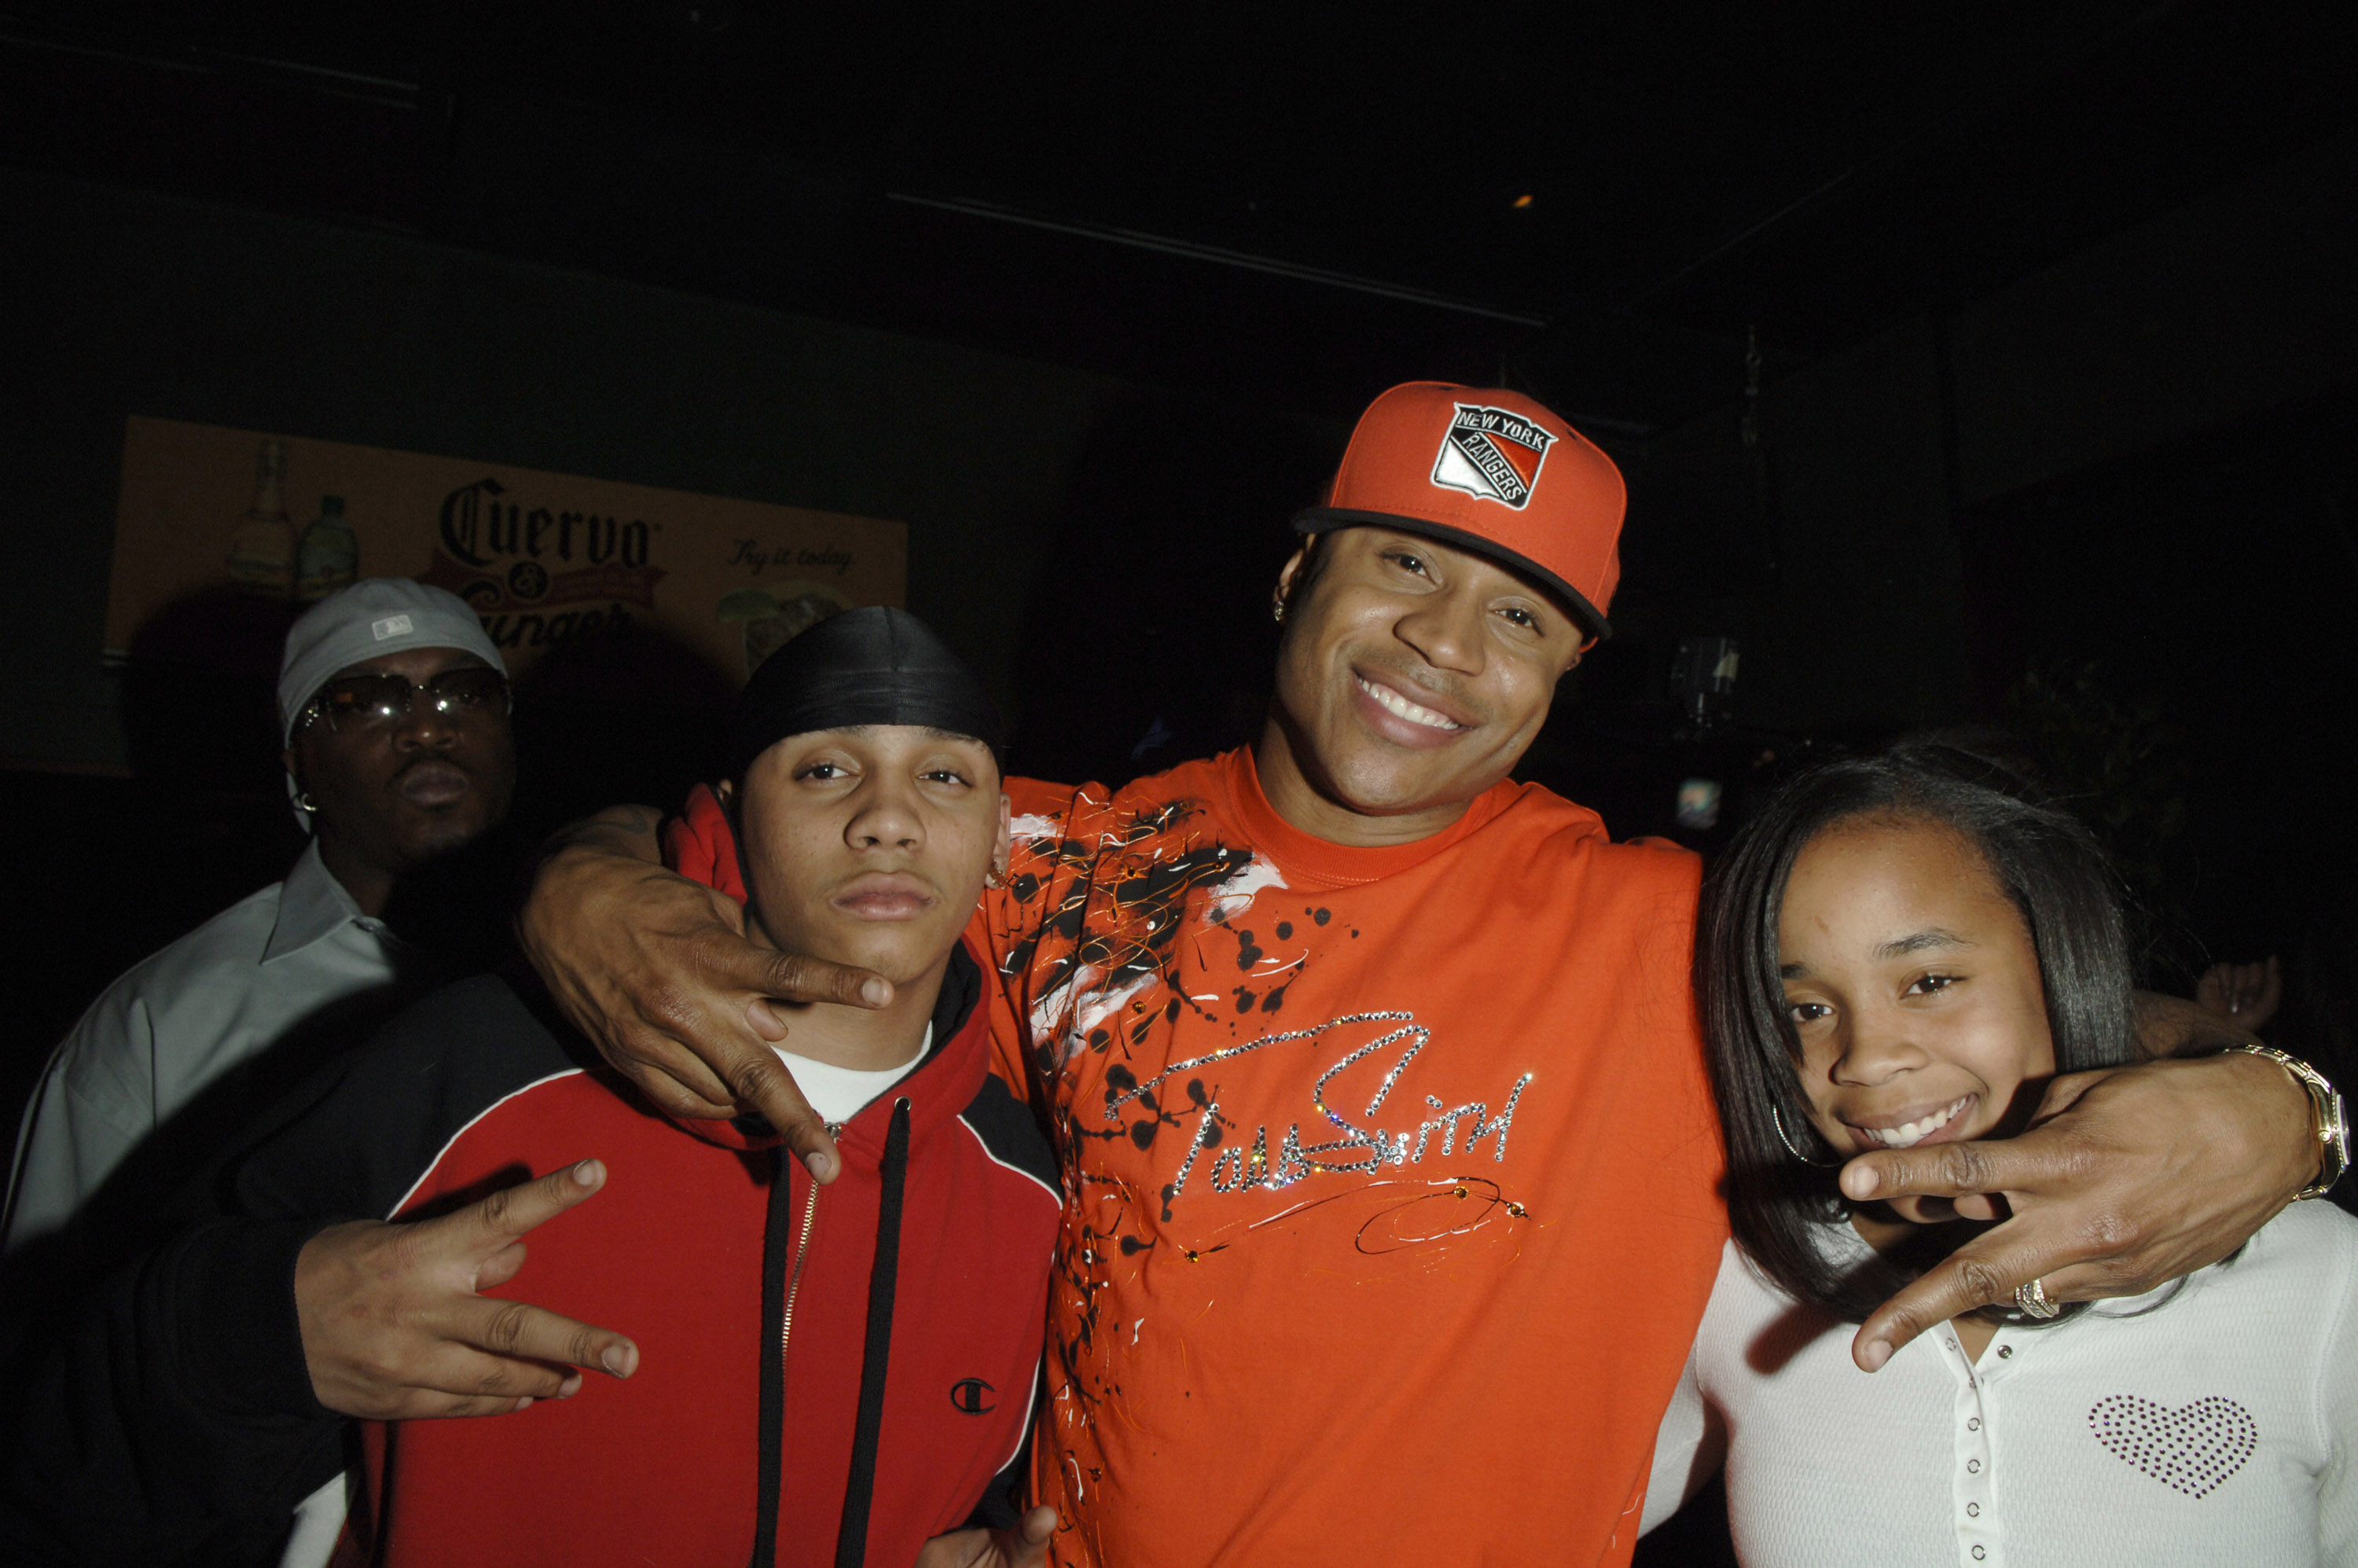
[972,747,1728,1567]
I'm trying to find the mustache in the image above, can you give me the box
[828,867,942,894]
[390,754,475,786]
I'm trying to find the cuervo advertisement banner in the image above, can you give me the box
[105,416,906,683]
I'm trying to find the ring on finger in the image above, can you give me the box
[2013,1276,2062,1320]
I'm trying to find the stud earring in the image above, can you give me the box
[983,859,1008,890]
[1272,600,1287,623]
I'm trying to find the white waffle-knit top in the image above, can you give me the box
[1644,1201,2358,1566]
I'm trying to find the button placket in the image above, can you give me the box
[1943,1329,2001,1568]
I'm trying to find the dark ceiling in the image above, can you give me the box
[4,1,2352,430]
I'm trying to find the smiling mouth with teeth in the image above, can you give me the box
[1356,674,1466,732]
[1852,1094,1974,1149]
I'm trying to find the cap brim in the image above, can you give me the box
[1291,507,1613,641]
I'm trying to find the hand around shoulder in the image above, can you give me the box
[1840,1049,2319,1371]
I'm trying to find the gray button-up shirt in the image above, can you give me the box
[3,843,432,1254]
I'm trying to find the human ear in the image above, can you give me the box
[1273,545,1310,621]
[992,793,1014,880]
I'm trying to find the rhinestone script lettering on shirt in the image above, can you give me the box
[2088,1394,2258,1497]
[1104,1010,1533,1207]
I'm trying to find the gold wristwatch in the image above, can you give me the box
[2235,1045,2350,1200]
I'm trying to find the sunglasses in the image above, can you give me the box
[302,666,512,733]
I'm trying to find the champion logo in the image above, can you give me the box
[949,1377,996,1415]
[1431,403,1554,509]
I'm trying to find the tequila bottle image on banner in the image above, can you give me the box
[296,494,359,601]
[718,583,849,678]
[226,439,296,597]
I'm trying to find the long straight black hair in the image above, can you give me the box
[1695,740,2139,1322]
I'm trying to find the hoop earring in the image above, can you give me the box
[296,791,318,813]
[1772,1103,1842,1169]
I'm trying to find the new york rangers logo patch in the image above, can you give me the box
[1431,404,1555,509]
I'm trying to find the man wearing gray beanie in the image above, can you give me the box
[3,579,517,1271]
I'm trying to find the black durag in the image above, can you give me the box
[727,605,1005,777]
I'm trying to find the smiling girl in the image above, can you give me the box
[1644,744,2356,1566]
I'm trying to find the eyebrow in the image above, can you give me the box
[1873,927,1974,961]
[1779,927,1973,979]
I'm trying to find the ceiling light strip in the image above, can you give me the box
[885,193,1550,327]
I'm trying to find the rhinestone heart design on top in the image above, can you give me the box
[2088,1394,2259,1498]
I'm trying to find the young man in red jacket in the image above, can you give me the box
[0,607,1062,1568]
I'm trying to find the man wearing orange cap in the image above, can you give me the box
[951,385,1713,1564]
[306,384,2316,1565]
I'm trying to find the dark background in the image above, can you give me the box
[2,9,2354,1555]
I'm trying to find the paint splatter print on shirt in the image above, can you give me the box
[971,747,1728,1568]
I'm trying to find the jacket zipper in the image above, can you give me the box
[753,1122,846,1568]
[834,1097,913,1568]
[777,1122,839,1374]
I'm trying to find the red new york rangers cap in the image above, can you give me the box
[1293,381,1625,641]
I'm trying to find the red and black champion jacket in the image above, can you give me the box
[0,808,1060,1568]
[328,948,1056,1567]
